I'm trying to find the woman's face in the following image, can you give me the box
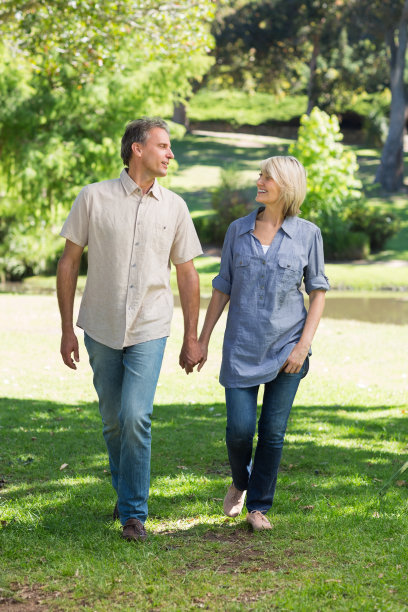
[256,172,281,206]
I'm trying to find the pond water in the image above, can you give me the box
[321,295,408,326]
[193,295,408,325]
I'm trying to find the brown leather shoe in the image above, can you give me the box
[113,501,119,521]
[121,518,147,541]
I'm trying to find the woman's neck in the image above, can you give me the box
[258,204,284,227]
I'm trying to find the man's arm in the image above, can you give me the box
[175,259,203,374]
[56,239,84,370]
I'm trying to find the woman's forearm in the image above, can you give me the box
[298,289,326,351]
[199,288,230,345]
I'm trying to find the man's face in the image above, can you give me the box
[137,127,174,178]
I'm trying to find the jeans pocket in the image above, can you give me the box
[300,356,309,379]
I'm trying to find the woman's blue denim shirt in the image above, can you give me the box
[212,207,330,388]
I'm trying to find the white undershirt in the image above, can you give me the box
[261,244,270,254]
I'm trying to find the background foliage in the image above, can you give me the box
[0,0,407,278]
[0,1,214,280]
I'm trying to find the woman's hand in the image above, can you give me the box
[281,343,309,374]
[197,340,208,372]
[282,290,326,374]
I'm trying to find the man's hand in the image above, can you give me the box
[179,337,204,375]
[60,330,80,370]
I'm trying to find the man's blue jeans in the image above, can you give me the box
[84,333,167,525]
[225,357,309,514]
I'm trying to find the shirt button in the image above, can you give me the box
[262,260,266,265]
[130,285,134,288]
[260,285,264,289]
[135,242,139,246]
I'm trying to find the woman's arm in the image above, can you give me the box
[197,288,230,371]
[282,289,326,374]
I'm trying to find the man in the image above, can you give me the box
[57,117,203,541]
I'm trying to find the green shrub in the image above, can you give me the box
[290,107,369,260]
[321,215,370,261]
[346,204,400,252]
[195,167,254,246]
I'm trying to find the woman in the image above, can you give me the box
[198,156,330,531]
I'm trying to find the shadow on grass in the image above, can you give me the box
[1,397,407,530]
[171,134,289,171]
[1,396,408,612]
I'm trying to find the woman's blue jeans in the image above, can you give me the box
[84,333,166,525]
[225,357,309,514]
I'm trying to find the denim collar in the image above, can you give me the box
[238,207,297,238]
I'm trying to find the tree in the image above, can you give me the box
[210,0,389,113]
[374,0,408,191]
[0,1,215,278]
[0,0,214,82]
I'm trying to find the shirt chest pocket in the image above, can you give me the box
[154,222,173,253]
[277,255,302,287]
[235,255,250,269]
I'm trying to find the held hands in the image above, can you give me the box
[281,342,309,374]
[60,330,80,370]
[179,338,208,375]
[179,337,204,375]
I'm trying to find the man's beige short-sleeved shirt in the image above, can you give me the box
[60,169,203,349]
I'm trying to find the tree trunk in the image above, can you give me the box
[172,102,189,130]
[375,0,408,191]
[306,33,320,115]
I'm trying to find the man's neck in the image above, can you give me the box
[127,167,154,194]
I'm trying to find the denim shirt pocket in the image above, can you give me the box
[277,255,301,282]
[276,255,302,305]
[231,254,252,310]
[234,255,250,268]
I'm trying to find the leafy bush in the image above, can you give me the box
[318,212,370,261]
[195,167,254,245]
[346,204,400,252]
[289,107,368,259]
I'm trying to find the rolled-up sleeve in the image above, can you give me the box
[212,224,234,295]
[304,228,330,294]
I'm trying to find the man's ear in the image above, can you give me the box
[131,142,143,158]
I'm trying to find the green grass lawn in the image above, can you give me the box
[187,89,308,126]
[1,294,408,610]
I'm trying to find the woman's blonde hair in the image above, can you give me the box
[259,155,307,217]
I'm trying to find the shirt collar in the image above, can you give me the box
[238,206,297,238]
[238,207,261,235]
[281,215,297,238]
[120,169,160,200]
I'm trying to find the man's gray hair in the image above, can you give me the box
[121,117,170,167]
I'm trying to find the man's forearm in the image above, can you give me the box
[57,257,79,332]
[177,265,200,339]
[176,260,203,372]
